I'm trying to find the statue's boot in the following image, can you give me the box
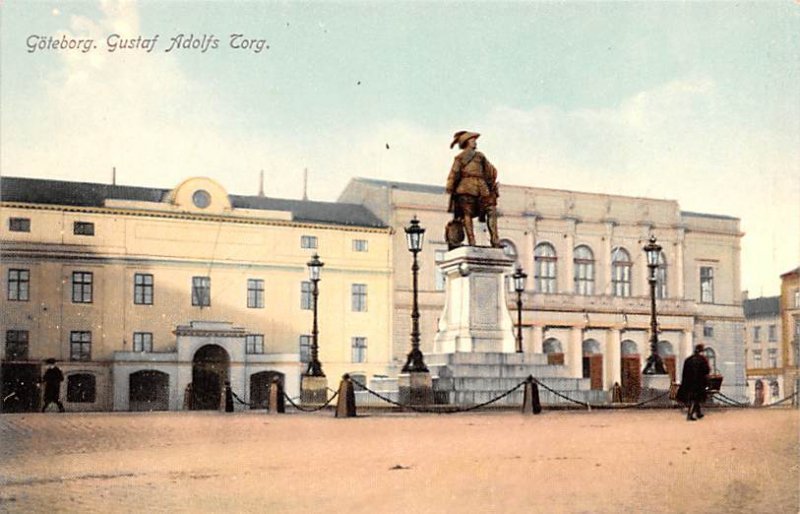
[487,209,501,247]
[463,215,476,246]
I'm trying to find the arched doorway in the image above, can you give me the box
[582,339,603,390]
[192,345,230,410]
[543,338,564,365]
[130,370,170,411]
[249,371,284,410]
[657,340,676,382]
[620,340,641,402]
[754,379,764,406]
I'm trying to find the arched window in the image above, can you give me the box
[543,337,564,365]
[656,252,667,299]
[582,339,601,354]
[611,247,632,297]
[573,245,595,295]
[657,341,674,356]
[621,340,639,356]
[704,347,717,373]
[534,243,557,294]
[67,373,96,403]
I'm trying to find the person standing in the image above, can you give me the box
[445,131,500,248]
[677,344,711,421]
[41,358,65,413]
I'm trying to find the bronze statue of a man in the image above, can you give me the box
[445,131,500,248]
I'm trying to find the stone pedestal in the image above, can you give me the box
[398,371,433,405]
[640,374,672,406]
[433,246,516,354]
[301,375,328,404]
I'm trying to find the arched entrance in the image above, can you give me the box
[192,345,230,410]
[249,371,284,410]
[657,340,676,382]
[582,339,603,390]
[543,338,564,365]
[130,370,170,411]
[754,379,764,406]
[620,340,641,402]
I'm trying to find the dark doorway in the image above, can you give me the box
[130,370,170,411]
[192,345,230,410]
[249,371,284,410]
[754,380,764,406]
[621,356,642,402]
[1,363,41,413]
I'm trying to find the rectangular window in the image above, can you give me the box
[299,335,312,363]
[753,350,762,368]
[351,337,367,363]
[247,279,265,308]
[133,332,153,352]
[768,349,778,368]
[703,324,714,338]
[752,326,761,342]
[351,284,367,312]
[300,235,318,249]
[435,250,447,291]
[8,269,30,301]
[795,289,800,309]
[352,239,369,252]
[5,330,29,360]
[768,325,777,343]
[8,217,30,232]
[71,271,93,303]
[134,273,153,305]
[301,281,312,310]
[73,221,95,236]
[70,331,92,361]
[246,334,265,354]
[191,276,210,306]
[700,266,714,303]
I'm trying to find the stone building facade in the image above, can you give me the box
[780,267,800,405]
[339,178,747,402]
[1,176,393,412]
[742,295,782,405]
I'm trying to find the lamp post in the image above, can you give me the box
[512,267,527,353]
[306,253,325,377]
[642,235,667,375]
[402,216,428,372]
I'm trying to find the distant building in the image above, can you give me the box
[340,178,747,402]
[780,267,800,405]
[742,295,782,405]
[1,176,393,412]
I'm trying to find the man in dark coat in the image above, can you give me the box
[677,344,710,421]
[41,358,65,413]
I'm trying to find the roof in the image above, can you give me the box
[0,177,386,229]
[351,177,446,195]
[680,211,740,221]
[743,296,780,318]
[780,266,800,278]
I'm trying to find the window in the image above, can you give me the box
[703,323,714,338]
[700,266,714,303]
[795,289,800,309]
[299,335,311,363]
[247,279,264,308]
[351,284,367,312]
[753,350,762,368]
[8,269,29,301]
[246,334,264,354]
[73,221,95,236]
[70,331,92,361]
[301,281,312,310]
[500,240,518,261]
[611,247,631,297]
[351,337,367,363]
[752,326,761,342]
[133,332,153,352]
[352,239,368,252]
[770,380,780,398]
[301,235,318,249]
[134,273,153,305]
[191,276,210,307]
[434,250,447,291]
[768,325,777,343]
[534,243,557,293]
[67,374,96,403]
[8,217,30,232]
[704,347,717,373]
[573,245,594,295]
[768,349,778,368]
[71,271,93,303]
[5,330,29,360]
[656,252,667,299]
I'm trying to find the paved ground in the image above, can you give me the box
[0,407,798,513]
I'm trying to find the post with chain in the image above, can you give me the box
[223,381,234,413]
[268,377,285,414]
[335,374,357,418]
[522,375,542,415]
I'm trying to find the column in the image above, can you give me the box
[569,326,583,378]
[532,325,544,354]
[607,328,622,390]
[563,225,575,294]
[603,223,614,296]
[675,228,685,298]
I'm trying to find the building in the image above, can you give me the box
[339,178,747,402]
[742,295,782,405]
[1,176,393,412]
[780,267,800,405]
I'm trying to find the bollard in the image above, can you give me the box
[335,374,357,418]
[224,381,234,413]
[268,377,285,414]
[522,375,542,415]
[611,382,623,403]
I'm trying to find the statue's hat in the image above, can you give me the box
[450,131,480,149]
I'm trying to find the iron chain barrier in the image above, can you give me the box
[282,390,339,412]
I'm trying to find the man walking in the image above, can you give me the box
[677,344,710,421]
[41,358,65,413]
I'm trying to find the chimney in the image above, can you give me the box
[303,168,308,201]
[112,166,116,185]
[258,170,264,197]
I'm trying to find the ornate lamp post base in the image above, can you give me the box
[301,375,328,404]
[642,353,667,375]
[398,370,433,406]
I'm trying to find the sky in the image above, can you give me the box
[1,0,798,296]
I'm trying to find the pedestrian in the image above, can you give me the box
[41,358,65,413]
[676,344,710,421]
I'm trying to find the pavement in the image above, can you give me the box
[1,407,798,513]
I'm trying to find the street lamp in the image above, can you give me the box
[402,216,428,372]
[642,235,667,374]
[513,267,527,353]
[306,253,325,377]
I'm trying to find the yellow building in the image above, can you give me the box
[780,267,800,405]
[742,295,782,405]
[1,176,393,412]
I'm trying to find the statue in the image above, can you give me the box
[445,131,500,249]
